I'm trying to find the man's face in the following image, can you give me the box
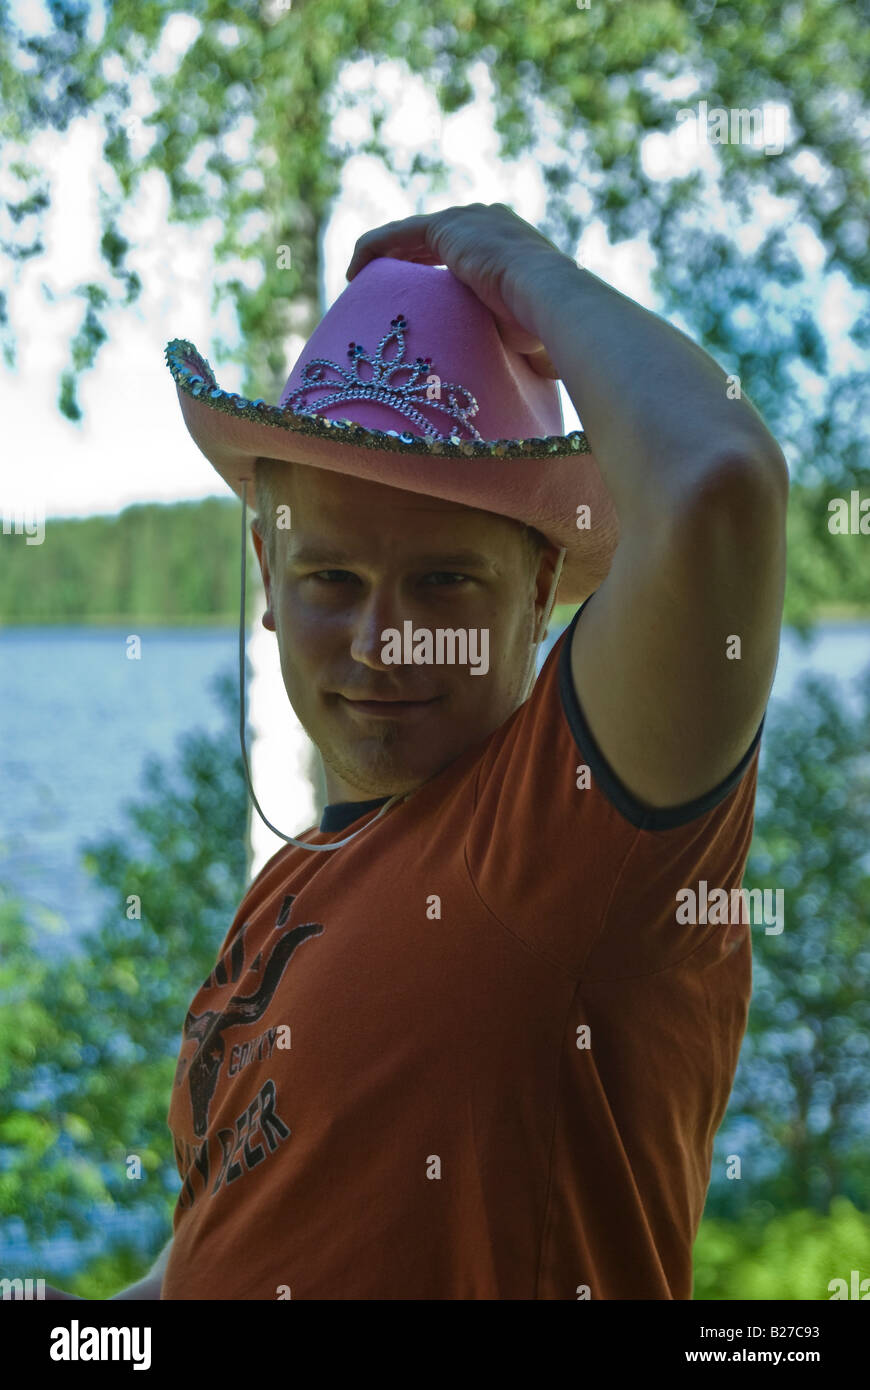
[251,462,556,803]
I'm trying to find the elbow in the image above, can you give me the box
[706,445,790,508]
[691,446,789,523]
[674,448,789,564]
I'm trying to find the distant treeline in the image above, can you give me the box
[0,498,262,626]
[0,488,868,627]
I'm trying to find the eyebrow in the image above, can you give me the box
[287,546,500,572]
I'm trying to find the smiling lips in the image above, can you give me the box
[338,694,441,719]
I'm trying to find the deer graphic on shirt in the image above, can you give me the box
[178,895,323,1137]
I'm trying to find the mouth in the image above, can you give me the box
[337,695,442,720]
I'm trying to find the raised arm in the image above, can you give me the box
[514,251,788,807]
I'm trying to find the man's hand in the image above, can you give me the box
[345,202,572,378]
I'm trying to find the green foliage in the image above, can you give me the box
[706,665,870,1219]
[54,1243,148,1302]
[694,1199,870,1300]
[0,668,250,1288]
[784,469,870,633]
[0,497,262,625]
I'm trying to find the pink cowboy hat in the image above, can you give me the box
[164,256,619,604]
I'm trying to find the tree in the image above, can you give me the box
[0,668,250,1270]
[707,664,870,1218]
[0,498,262,626]
[1,1,867,617]
[693,1198,870,1300]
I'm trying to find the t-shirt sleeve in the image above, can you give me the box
[465,599,764,979]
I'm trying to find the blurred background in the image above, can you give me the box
[1,0,868,1299]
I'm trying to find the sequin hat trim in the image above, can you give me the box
[164,334,591,462]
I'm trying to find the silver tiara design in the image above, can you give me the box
[282,314,484,442]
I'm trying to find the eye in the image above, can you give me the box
[307,571,469,586]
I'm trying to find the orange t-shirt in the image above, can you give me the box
[163,598,762,1300]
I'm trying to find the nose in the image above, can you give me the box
[348,583,406,670]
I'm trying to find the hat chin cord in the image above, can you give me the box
[237,480,566,853]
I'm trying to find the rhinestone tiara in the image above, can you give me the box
[283,313,482,441]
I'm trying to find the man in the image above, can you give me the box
[51,201,789,1300]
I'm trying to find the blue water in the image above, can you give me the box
[0,627,237,951]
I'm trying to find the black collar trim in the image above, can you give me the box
[319,795,392,833]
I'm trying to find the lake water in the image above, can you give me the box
[1,618,869,1276]
[0,628,238,950]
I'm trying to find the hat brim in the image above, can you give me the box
[165,338,619,604]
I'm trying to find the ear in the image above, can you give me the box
[534,542,562,642]
[250,523,277,632]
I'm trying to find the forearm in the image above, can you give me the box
[516,255,788,526]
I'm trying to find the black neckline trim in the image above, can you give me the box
[557,596,765,831]
[319,795,392,833]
